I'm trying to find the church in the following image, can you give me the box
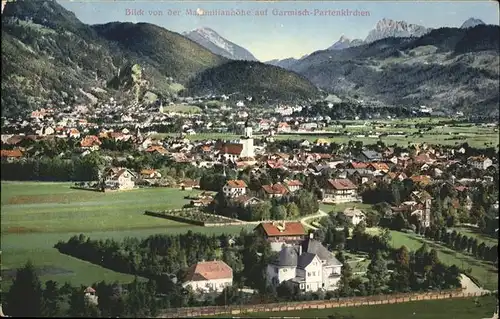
[216,120,255,161]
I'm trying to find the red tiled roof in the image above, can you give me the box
[184,260,232,281]
[327,178,357,190]
[350,162,369,169]
[146,146,168,154]
[257,221,306,237]
[80,135,101,147]
[219,143,243,156]
[410,175,431,184]
[140,169,157,175]
[1,149,23,158]
[262,183,289,195]
[369,162,390,172]
[226,180,247,188]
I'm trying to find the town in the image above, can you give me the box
[1,0,499,318]
[1,97,498,318]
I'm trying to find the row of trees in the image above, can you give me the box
[422,227,498,264]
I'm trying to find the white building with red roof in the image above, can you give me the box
[223,180,247,198]
[182,260,233,293]
[254,221,307,251]
[322,178,360,204]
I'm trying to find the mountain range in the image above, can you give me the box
[1,0,317,116]
[182,27,257,61]
[1,0,498,117]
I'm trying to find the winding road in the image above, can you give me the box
[300,209,328,230]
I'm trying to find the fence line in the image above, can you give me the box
[157,290,491,318]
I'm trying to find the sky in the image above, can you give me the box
[59,0,499,61]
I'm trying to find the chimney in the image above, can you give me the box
[297,244,302,256]
[309,232,314,240]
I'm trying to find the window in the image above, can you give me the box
[275,267,278,274]
[307,272,311,277]
[307,285,310,289]
[313,271,316,276]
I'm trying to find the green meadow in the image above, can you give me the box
[1,182,253,290]
[237,295,497,319]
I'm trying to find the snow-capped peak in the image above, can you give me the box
[365,18,431,43]
[328,35,364,50]
[460,17,485,29]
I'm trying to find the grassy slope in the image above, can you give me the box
[366,228,498,291]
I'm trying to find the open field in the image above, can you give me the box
[154,132,499,148]
[1,182,253,290]
[320,202,374,214]
[236,295,497,319]
[367,228,498,291]
[162,104,201,114]
[1,181,208,233]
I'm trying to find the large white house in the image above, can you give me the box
[222,180,247,198]
[182,260,233,293]
[102,167,136,190]
[322,179,360,204]
[266,237,343,292]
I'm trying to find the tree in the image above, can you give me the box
[42,280,61,317]
[477,242,486,259]
[391,213,407,231]
[285,202,300,219]
[471,239,479,256]
[343,226,350,240]
[366,251,388,293]
[353,220,366,235]
[270,205,287,220]
[394,246,410,269]
[5,261,45,317]
[454,234,463,250]
[380,228,392,248]
[337,262,353,297]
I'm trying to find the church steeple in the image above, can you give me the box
[243,117,252,139]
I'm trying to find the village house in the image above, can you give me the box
[261,183,289,198]
[284,179,303,192]
[80,135,102,150]
[84,287,98,305]
[254,221,307,251]
[409,175,432,186]
[222,180,247,198]
[266,236,343,292]
[182,260,233,293]
[102,167,136,190]
[322,179,360,204]
[467,156,493,170]
[0,149,23,162]
[342,208,366,226]
[231,195,263,207]
[179,179,200,190]
[139,169,162,180]
[68,128,81,139]
[277,122,291,133]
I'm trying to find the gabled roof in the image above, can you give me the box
[225,180,247,188]
[1,149,23,158]
[218,143,243,155]
[270,246,299,267]
[327,178,357,190]
[256,221,306,237]
[262,183,288,195]
[301,238,342,266]
[183,260,233,282]
[361,150,382,160]
[297,252,318,269]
